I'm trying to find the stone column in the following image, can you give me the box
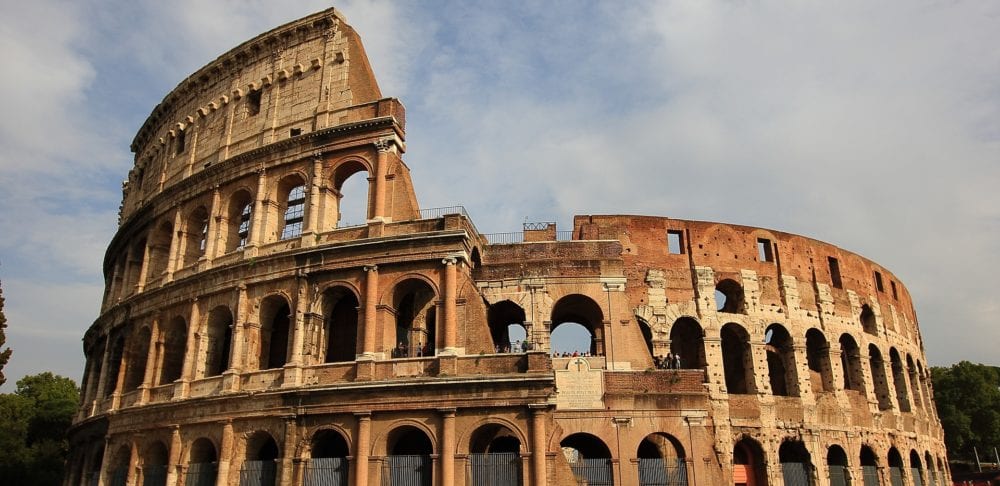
[225,285,248,391]
[304,156,323,236]
[135,239,153,294]
[216,421,234,486]
[139,317,160,404]
[530,405,548,486]
[165,208,184,281]
[441,257,458,355]
[361,265,379,358]
[371,139,390,221]
[440,409,456,486]
[247,170,268,250]
[128,439,140,486]
[165,426,182,486]
[284,276,308,386]
[96,438,112,486]
[93,335,113,409]
[353,413,371,486]
[204,186,221,261]
[281,417,298,486]
[110,342,128,410]
[175,299,200,399]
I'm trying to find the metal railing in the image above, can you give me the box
[468,453,522,486]
[382,455,432,486]
[570,458,614,486]
[304,457,349,486]
[239,460,277,486]
[482,232,524,244]
[185,462,218,486]
[142,465,168,486]
[638,458,688,486]
[418,206,468,219]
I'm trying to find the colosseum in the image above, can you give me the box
[66,8,949,486]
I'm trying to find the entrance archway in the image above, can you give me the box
[186,438,218,486]
[827,445,848,486]
[391,279,437,358]
[778,440,813,486]
[384,426,433,486]
[733,437,767,486]
[561,433,613,486]
[240,431,279,486]
[305,430,350,486]
[551,295,604,356]
[469,424,523,485]
[637,433,687,486]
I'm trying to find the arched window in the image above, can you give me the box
[385,426,433,486]
[889,348,911,412]
[860,305,877,335]
[779,440,814,485]
[487,300,527,352]
[907,354,923,411]
[888,447,905,486]
[805,329,834,393]
[637,433,687,486]
[159,317,187,384]
[322,287,359,363]
[765,324,799,396]
[182,206,209,267]
[469,424,523,485]
[186,438,218,486]
[715,279,745,313]
[307,430,350,485]
[733,437,767,486]
[827,445,849,486]
[721,323,756,394]
[259,296,291,370]
[145,221,173,287]
[240,432,279,486]
[561,433,613,486]
[123,238,146,297]
[860,446,879,486]
[203,306,233,377]
[869,345,893,410]
[330,160,370,228]
[550,294,604,356]
[838,334,864,392]
[910,450,925,486]
[224,190,254,252]
[107,445,130,486]
[391,279,437,358]
[670,318,706,373]
[924,451,937,486]
[280,183,306,239]
[142,441,169,486]
[124,326,151,390]
[105,336,125,397]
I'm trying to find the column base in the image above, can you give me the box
[222,370,242,393]
[282,364,303,387]
[173,380,190,400]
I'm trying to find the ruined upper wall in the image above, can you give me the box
[120,8,394,222]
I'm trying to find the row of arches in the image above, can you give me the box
[107,159,372,305]
[731,436,947,486]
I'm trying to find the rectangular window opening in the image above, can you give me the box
[828,257,842,289]
[290,128,302,137]
[890,280,898,300]
[874,271,884,292]
[247,89,262,116]
[757,238,774,262]
[667,230,684,254]
[175,130,186,155]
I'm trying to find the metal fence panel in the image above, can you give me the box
[862,466,879,486]
[186,462,218,486]
[570,458,613,486]
[108,467,127,486]
[382,455,432,486]
[927,469,937,486]
[142,465,168,486]
[468,453,522,486]
[239,460,277,486]
[304,457,349,486]
[828,465,848,486]
[911,468,924,486]
[637,458,688,486]
[889,467,905,486]
[781,462,812,486]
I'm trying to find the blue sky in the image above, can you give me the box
[1,0,998,390]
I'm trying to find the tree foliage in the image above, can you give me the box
[931,361,1000,462]
[0,372,79,486]
[0,279,12,386]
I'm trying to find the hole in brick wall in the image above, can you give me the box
[860,305,877,335]
[247,89,262,116]
[715,279,745,313]
[667,230,683,254]
[175,130,186,155]
[874,271,884,292]
[757,238,774,262]
[290,127,302,137]
[828,257,842,289]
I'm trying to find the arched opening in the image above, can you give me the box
[779,440,813,486]
[638,318,655,363]
[839,334,864,393]
[471,248,482,270]
[469,424,523,485]
[733,437,767,486]
[910,450,924,486]
[391,279,437,358]
[889,348,911,412]
[827,445,849,486]
[322,287,360,363]
[240,432,279,486]
[924,451,937,486]
[331,161,370,227]
[670,317,706,372]
[551,294,604,356]
[888,447,905,486]
[487,300,528,353]
[142,441,169,486]
[860,305,877,335]
[182,206,209,267]
[159,316,187,384]
[306,430,350,486]
[204,306,233,377]
[85,445,105,486]
[108,445,130,486]
[224,189,254,253]
[805,329,834,393]
[259,295,291,370]
[186,438,218,486]
[765,324,799,397]
[278,176,307,240]
[907,354,923,411]
[124,326,151,390]
[715,279,745,313]
[384,426,433,486]
[145,221,173,287]
[860,446,879,486]
[721,323,756,394]
[561,433,613,486]
[104,335,125,397]
[868,345,893,410]
[637,433,687,486]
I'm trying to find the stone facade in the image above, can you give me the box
[66,8,949,486]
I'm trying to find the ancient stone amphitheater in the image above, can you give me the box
[66,8,949,486]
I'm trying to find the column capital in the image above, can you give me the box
[374,138,393,152]
[438,408,457,416]
[442,257,457,266]
[363,264,378,273]
[354,411,372,420]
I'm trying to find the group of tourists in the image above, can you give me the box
[654,352,683,370]
[392,342,433,358]
[495,340,533,353]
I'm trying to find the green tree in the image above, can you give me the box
[931,361,1000,462]
[0,279,12,386]
[0,372,79,486]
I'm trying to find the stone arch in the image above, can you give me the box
[276,172,308,240]
[223,188,254,253]
[373,419,438,456]
[721,323,756,394]
[906,354,923,411]
[669,317,706,371]
[107,444,131,486]
[329,157,372,227]
[869,345,893,410]
[561,433,614,486]
[550,294,605,356]
[382,424,435,486]
[321,285,360,363]
[203,305,233,377]
[889,347,911,412]
[124,325,151,390]
[860,445,879,485]
[860,304,877,335]
[487,300,528,352]
[765,323,799,396]
[145,220,174,287]
[309,427,352,458]
[159,316,187,384]
[716,278,746,314]
[733,435,768,486]
[186,437,219,485]
[305,427,351,485]
[778,439,814,485]
[468,423,523,454]
[887,447,905,486]
[141,440,169,486]
[388,277,439,357]
[182,205,209,267]
[838,334,864,393]
[827,444,849,486]
[637,432,688,486]
[259,294,292,370]
[805,328,834,393]
[909,449,924,486]
[123,237,147,296]
[459,417,529,454]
